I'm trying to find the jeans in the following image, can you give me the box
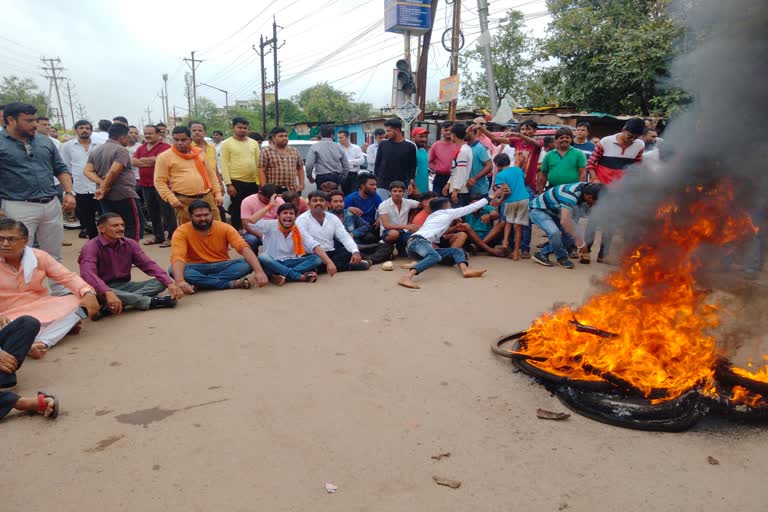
[258,253,322,281]
[228,180,260,230]
[75,193,101,239]
[107,279,167,310]
[0,316,40,418]
[530,209,568,261]
[432,174,450,195]
[315,174,342,191]
[100,196,141,241]
[244,232,262,253]
[142,186,177,242]
[520,186,535,253]
[406,236,467,275]
[174,259,253,289]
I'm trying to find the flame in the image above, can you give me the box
[731,357,768,384]
[520,181,759,401]
[729,386,765,408]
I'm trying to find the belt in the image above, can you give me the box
[174,192,207,199]
[25,196,56,204]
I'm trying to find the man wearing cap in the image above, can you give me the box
[411,127,430,195]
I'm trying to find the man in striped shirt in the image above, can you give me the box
[530,182,603,269]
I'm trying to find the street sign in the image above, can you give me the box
[439,75,460,104]
[395,102,422,124]
[385,0,432,35]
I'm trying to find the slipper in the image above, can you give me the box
[159,240,172,248]
[36,391,59,419]
[303,272,318,283]
[143,239,161,246]
[236,276,251,289]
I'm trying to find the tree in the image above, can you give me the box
[540,0,685,115]
[294,83,373,122]
[0,76,48,114]
[460,10,534,108]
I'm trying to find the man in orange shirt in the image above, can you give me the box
[170,200,268,291]
[154,126,222,225]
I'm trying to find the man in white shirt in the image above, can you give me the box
[338,129,365,194]
[91,120,111,145]
[398,187,507,289]
[60,120,101,239]
[366,128,386,177]
[378,180,420,248]
[444,123,472,207]
[249,198,334,285]
[296,190,370,272]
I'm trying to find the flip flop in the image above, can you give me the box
[36,391,59,419]
[236,276,251,289]
[303,272,318,283]
[159,240,172,248]
[143,239,161,245]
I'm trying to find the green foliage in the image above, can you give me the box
[541,0,684,115]
[460,10,535,108]
[0,76,48,114]
[293,82,373,122]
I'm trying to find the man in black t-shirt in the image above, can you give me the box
[373,118,416,200]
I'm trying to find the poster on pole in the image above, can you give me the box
[438,75,460,104]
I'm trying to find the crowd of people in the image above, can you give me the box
[0,98,762,421]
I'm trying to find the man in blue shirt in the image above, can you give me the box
[344,173,382,227]
[530,182,603,269]
[465,126,492,196]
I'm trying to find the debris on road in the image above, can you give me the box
[707,456,720,465]
[536,408,571,420]
[433,476,462,489]
[325,483,338,493]
[431,452,451,461]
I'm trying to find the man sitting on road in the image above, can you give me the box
[456,193,507,256]
[241,183,284,252]
[78,213,184,318]
[344,173,382,227]
[530,183,603,269]
[170,200,268,290]
[378,181,420,250]
[296,191,370,273]
[249,199,332,285]
[397,187,508,289]
[328,190,392,264]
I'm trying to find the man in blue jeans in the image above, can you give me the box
[398,187,508,289]
[249,198,334,285]
[529,182,602,269]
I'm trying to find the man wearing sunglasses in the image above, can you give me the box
[0,102,74,296]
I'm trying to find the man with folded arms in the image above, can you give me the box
[78,213,184,318]
[154,126,222,225]
[170,201,268,291]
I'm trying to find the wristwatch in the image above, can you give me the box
[64,191,75,197]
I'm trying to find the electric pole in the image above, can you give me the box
[417,0,439,121]
[183,51,203,116]
[162,73,170,123]
[477,0,498,115]
[184,72,193,116]
[76,104,87,119]
[254,39,272,135]
[146,106,152,125]
[64,80,76,127]
[272,17,283,127]
[159,88,167,123]
[448,0,461,121]
[40,57,67,129]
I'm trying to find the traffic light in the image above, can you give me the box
[393,59,416,107]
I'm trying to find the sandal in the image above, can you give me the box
[143,239,161,245]
[233,276,251,289]
[159,240,172,248]
[302,272,318,283]
[36,392,59,419]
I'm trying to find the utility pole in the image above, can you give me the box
[184,72,193,116]
[477,0,498,115]
[40,57,67,129]
[64,80,76,127]
[448,0,461,121]
[272,17,283,127]
[199,83,229,115]
[76,104,87,119]
[417,0,439,121]
[146,106,152,125]
[162,73,170,123]
[183,51,203,115]
[254,39,272,135]
[158,89,166,123]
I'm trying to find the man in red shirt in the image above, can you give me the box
[428,121,460,195]
[132,125,175,247]
[478,120,542,259]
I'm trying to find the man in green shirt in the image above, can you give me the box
[541,127,587,187]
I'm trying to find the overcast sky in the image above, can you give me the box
[2,0,550,128]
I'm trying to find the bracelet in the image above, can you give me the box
[577,242,586,249]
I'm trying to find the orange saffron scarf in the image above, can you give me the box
[171,146,211,189]
[278,222,305,256]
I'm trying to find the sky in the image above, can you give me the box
[1,0,551,128]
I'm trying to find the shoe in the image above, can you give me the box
[557,257,575,269]
[533,251,553,266]
[568,248,578,259]
[520,250,531,259]
[149,296,177,309]
[78,230,88,239]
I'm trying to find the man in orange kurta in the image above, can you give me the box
[0,221,99,358]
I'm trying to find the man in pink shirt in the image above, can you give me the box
[240,183,284,251]
[428,121,460,195]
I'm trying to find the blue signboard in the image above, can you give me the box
[385,0,432,34]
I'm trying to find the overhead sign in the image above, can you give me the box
[395,101,422,124]
[438,75,460,104]
[385,0,432,35]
